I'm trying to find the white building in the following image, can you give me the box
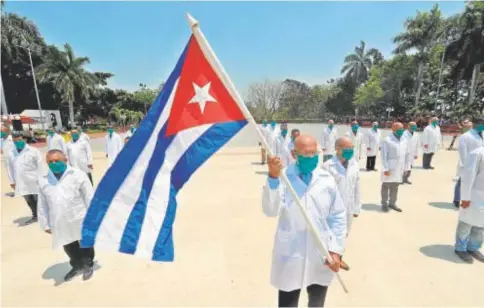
[20,109,62,130]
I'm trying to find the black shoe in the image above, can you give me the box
[64,268,81,282]
[373,168,378,171]
[23,217,38,226]
[389,205,403,212]
[82,266,94,281]
[382,205,389,212]
[404,180,412,185]
[453,201,460,208]
[469,251,484,263]
[430,166,435,170]
[455,251,473,263]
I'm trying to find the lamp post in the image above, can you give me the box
[12,43,46,131]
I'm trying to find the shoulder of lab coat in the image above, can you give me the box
[460,147,484,201]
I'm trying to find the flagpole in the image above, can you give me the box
[186,13,348,293]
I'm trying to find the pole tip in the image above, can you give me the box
[186,13,199,28]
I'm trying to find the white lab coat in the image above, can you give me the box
[364,129,381,157]
[287,140,296,165]
[321,127,338,156]
[459,146,484,228]
[345,130,364,161]
[402,130,420,166]
[421,125,441,154]
[262,164,347,291]
[380,134,412,183]
[1,135,14,157]
[47,133,68,154]
[267,126,280,153]
[125,129,136,139]
[67,139,93,174]
[456,129,484,178]
[80,132,90,144]
[274,134,291,167]
[105,132,123,165]
[260,125,270,147]
[37,167,94,249]
[322,156,361,233]
[7,145,45,196]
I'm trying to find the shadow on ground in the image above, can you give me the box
[419,244,467,264]
[13,216,32,227]
[361,203,382,212]
[3,192,14,197]
[42,262,102,286]
[255,171,269,176]
[251,162,264,166]
[428,202,457,210]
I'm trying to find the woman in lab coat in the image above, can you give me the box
[262,134,346,307]
[38,149,95,281]
[455,146,484,263]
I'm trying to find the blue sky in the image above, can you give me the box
[6,1,465,92]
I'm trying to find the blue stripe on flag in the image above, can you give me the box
[80,43,190,248]
[118,123,176,254]
[151,120,248,261]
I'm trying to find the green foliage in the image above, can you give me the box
[354,66,383,107]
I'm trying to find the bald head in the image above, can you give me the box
[335,136,353,149]
[392,122,403,131]
[328,120,334,125]
[294,134,318,156]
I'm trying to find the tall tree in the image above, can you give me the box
[37,43,98,127]
[393,4,443,106]
[341,40,383,85]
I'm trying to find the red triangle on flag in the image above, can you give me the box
[165,35,245,136]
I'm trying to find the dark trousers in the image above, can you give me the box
[63,241,95,269]
[278,284,328,307]
[381,182,399,206]
[87,172,93,185]
[422,153,434,169]
[366,156,376,170]
[23,194,38,218]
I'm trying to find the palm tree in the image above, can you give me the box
[341,40,383,85]
[37,43,97,127]
[393,4,443,106]
[446,1,484,105]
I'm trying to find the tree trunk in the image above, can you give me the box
[468,63,481,105]
[415,62,424,106]
[68,100,75,129]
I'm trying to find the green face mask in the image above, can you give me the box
[14,139,25,151]
[329,124,334,130]
[475,124,484,133]
[1,131,7,138]
[394,128,404,138]
[296,154,319,175]
[262,121,267,127]
[48,130,54,137]
[352,125,359,132]
[373,125,378,131]
[410,125,417,132]
[341,148,354,161]
[107,128,114,135]
[48,161,67,174]
[432,121,438,127]
[281,129,288,138]
[72,133,80,141]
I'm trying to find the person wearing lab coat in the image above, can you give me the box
[262,134,346,307]
[454,146,484,263]
[6,132,45,225]
[125,124,136,138]
[274,122,291,167]
[321,120,338,162]
[401,122,420,184]
[364,121,381,171]
[453,119,484,208]
[105,126,123,166]
[1,125,15,161]
[37,149,96,281]
[79,128,91,144]
[322,136,361,272]
[287,129,300,165]
[345,121,364,162]
[267,120,279,153]
[421,117,441,169]
[259,120,269,164]
[46,127,68,154]
[380,122,412,212]
[66,129,94,185]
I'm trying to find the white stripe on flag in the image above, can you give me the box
[134,123,213,258]
[95,80,179,249]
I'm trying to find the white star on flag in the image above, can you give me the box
[188,82,217,114]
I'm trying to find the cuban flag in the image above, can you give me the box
[81,34,247,261]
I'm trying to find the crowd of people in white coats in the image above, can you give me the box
[258,117,484,307]
[0,124,136,283]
